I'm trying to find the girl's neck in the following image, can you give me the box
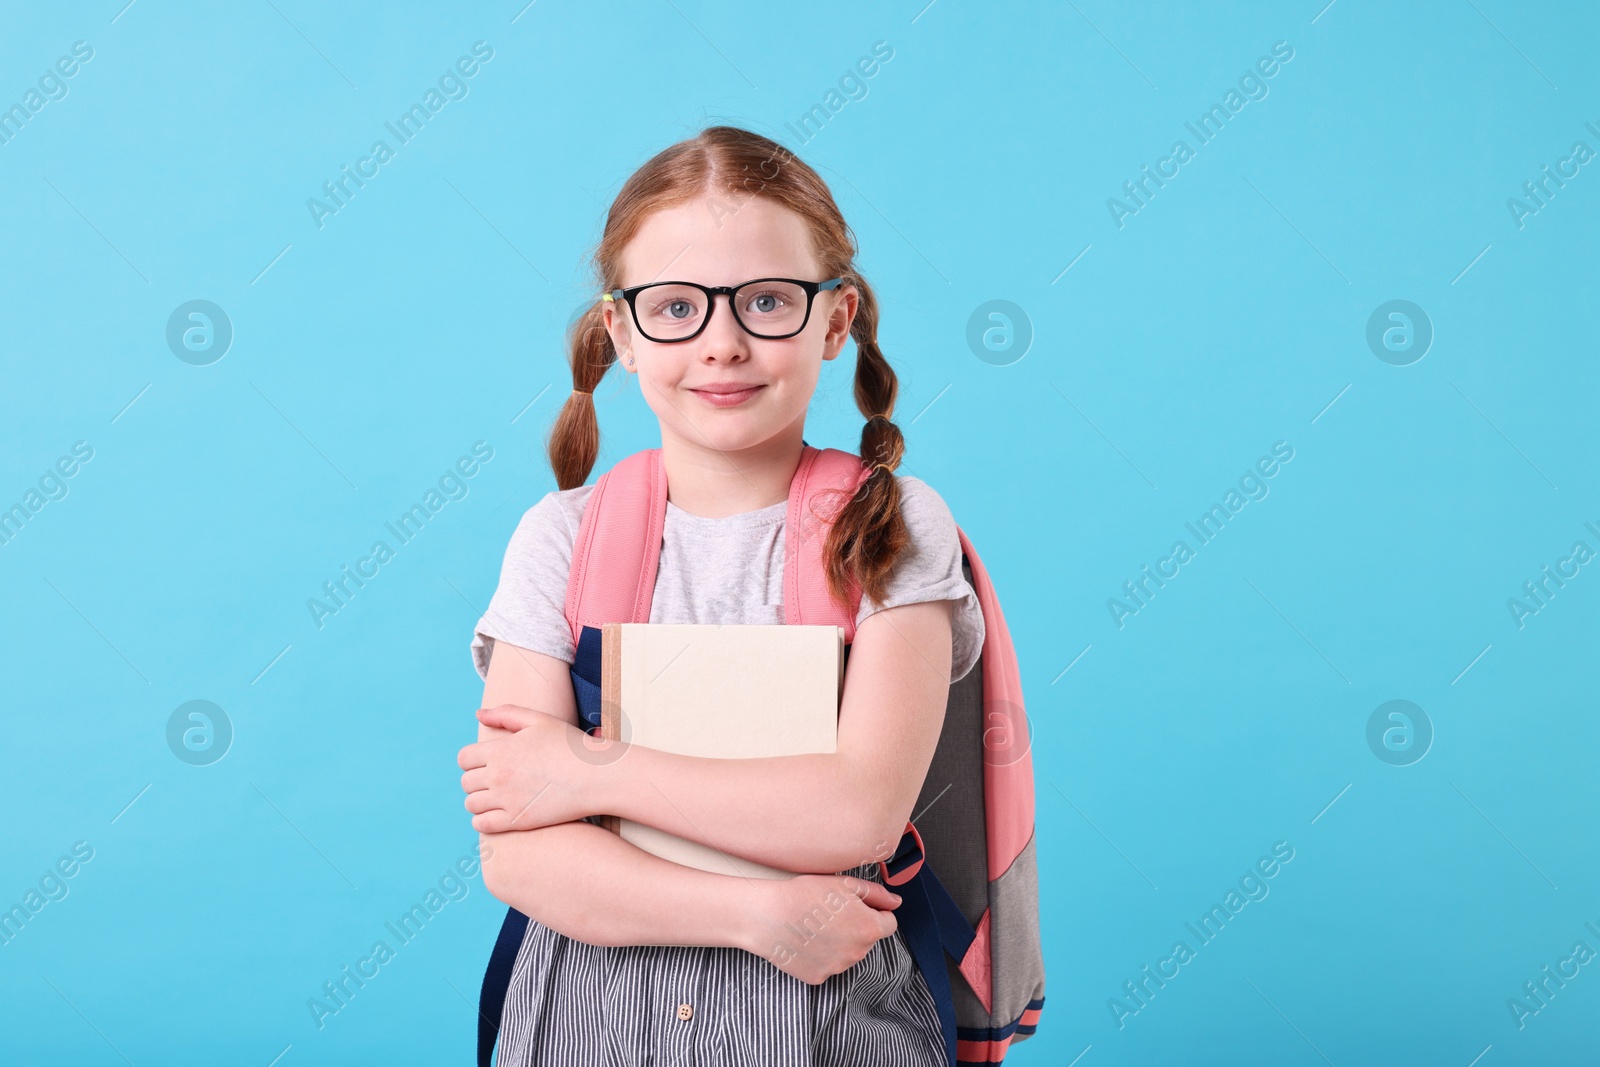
[660,428,806,519]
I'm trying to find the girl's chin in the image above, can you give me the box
[671,419,792,455]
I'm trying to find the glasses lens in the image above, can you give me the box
[733,280,809,338]
[632,283,708,341]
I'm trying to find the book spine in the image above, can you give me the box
[599,624,622,836]
[601,622,621,742]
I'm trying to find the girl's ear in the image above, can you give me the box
[601,302,636,371]
[820,284,859,362]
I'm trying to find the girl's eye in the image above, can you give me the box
[646,297,699,320]
[745,291,786,315]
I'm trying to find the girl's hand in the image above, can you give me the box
[745,873,903,986]
[457,704,599,832]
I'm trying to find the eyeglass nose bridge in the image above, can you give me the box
[695,285,741,336]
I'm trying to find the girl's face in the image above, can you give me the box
[602,194,858,458]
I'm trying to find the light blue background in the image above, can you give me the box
[2,1,1596,1063]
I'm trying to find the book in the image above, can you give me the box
[597,622,845,880]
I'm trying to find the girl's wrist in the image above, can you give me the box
[726,875,779,960]
[585,737,654,826]
[580,735,627,819]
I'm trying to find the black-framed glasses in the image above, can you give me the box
[602,277,843,343]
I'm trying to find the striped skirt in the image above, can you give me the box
[493,861,947,1066]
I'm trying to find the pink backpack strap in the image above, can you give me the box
[563,445,868,645]
[785,446,868,640]
[955,527,1035,882]
[562,448,667,644]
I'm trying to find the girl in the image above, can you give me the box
[458,125,985,1066]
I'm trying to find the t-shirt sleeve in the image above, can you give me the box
[854,475,986,683]
[469,487,588,680]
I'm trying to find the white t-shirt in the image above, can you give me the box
[470,473,984,683]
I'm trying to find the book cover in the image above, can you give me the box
[597,622,844,880]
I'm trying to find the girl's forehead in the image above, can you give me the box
[621,196,819,281]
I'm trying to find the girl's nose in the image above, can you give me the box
[698,294,750,359]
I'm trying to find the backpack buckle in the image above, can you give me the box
[878,822,925,887]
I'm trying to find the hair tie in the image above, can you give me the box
[866,412,892,424]
[572,387,593,396]
[869,461,895,476]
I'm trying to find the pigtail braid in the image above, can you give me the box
[545,302,617,491]
[823,274,911,609]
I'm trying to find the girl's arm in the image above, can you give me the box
[588,599,955,874]
[604,600,954,873]
[471,639,769,950]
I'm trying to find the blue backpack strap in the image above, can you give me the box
[570,621,606,733]
[477,906,528,1067]
[478,626,608,1066]
[881,824,978,1067]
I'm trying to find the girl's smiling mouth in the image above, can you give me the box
[689,383,765,407]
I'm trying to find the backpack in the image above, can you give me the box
[478,444,1045,1067]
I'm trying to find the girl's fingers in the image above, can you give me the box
[471,810,509,833]
[457,742,487,770]
[464,791,498,815]
[460,768,488,793]
[852,879,903,912]
[477,704,539,731]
